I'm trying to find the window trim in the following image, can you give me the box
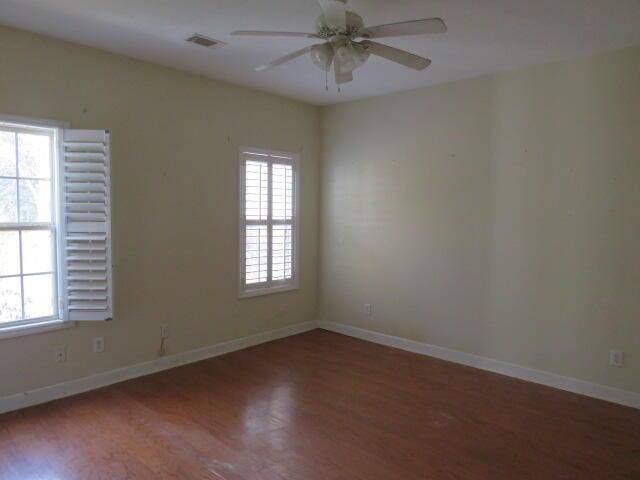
[0,114,75,338]
[238,146,300,299]
[0,318,75,340]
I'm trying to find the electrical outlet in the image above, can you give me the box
[54,345,66,363]
[161,324,170,340]
[610,350,625,367]
[93,337,105,353]
[364,304,372,317]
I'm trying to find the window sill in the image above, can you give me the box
[239,284,299,299]
[0,320,75,340]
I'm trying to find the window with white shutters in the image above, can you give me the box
[239,147,299,298]
[0,117,113,335]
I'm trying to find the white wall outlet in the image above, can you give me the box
[93,337,105,353]
[54,345,66,363]
[161,324,170,339]
[610,349,625,367]
[364,304,372,317]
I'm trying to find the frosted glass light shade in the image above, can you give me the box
[310,44,334,72]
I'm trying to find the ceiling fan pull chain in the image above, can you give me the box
[325,69,329,91]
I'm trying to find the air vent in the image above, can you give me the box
[186,34,226,49]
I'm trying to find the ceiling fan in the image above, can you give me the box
[231,0,447,87]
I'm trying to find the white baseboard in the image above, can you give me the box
[0,321,315,415]
[5,320,637,415]
[318,321,640,410]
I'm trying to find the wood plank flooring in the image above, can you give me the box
[1,329,639,479]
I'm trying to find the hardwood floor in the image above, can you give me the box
[1,330,639,479]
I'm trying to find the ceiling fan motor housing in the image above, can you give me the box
[316,11,365,38]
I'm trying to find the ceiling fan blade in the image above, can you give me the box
[334,57,353,85]
[318,0,347,30]
[362,18,447,39]
[255,45,316,72]
[231,31,320,39]
[360,41,431,71]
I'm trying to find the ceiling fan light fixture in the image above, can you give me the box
[335,43,369,73]
[310,44,335,71]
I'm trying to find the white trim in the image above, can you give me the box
[318,321,640,410]
[54,125,65,319]
[0,114,70,130]
[239,284,299,299]
[0,319,75,341]
[0,321,315,415]
[239,145,297,161]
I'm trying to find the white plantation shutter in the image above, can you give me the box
[60,129,113,321]
[271,163,294,281]
[244,160,269,285]
[239,148,298,297]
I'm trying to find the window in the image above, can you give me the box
[0,124,58,326]
[239,147,299,297]
[0,117,113,335]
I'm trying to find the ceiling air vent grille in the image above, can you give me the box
[186,34,226,49]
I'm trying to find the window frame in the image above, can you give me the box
[0,115,73,338]
[238,146,300,299]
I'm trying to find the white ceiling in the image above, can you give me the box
[1,0,639,105]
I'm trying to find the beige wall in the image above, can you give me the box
[0,25,320,397]
[320,47,640,393]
